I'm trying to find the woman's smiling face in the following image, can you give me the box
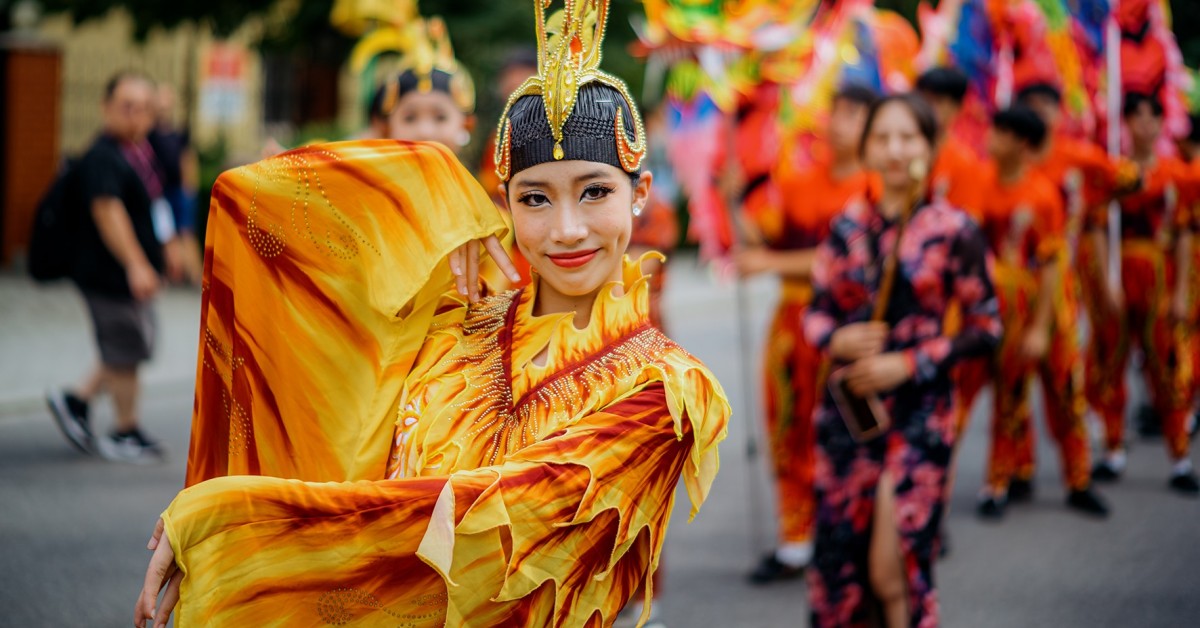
[505,160,651,302]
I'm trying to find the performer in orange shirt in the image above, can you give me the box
[1175,114,1200,436]
[1089,93,1198,494]
[971,107,1108,518]
[917,66,984,216]
[736,84,878,583]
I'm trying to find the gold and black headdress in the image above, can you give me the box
[495,0,647,181]
[383,16,475,114]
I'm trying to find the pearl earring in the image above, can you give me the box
[632,204,643,217]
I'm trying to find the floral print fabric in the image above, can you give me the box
[804,198,1001,627]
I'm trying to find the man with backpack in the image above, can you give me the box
[45,70,174,463]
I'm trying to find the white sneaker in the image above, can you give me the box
[96,429,167,464]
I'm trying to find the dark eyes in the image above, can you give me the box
[518,192,549,207]
[517,184,615,208]
[582,185,616,200]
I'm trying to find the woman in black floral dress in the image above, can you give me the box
[803,94,1001,627]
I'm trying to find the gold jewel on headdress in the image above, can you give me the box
[494,0,647,181]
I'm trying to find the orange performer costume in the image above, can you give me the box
[1086,155,1196,468]
[966,165,1097,503]
[160,141,730,626]
[932,132,986,216]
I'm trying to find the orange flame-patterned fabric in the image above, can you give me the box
[167,139,728,626]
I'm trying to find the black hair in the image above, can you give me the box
[833,83,880,109]
[397,68,455,102]
[1015,82,1062,106]
[367,83,388,122]
[992,106,1048,149]
[506,82,641,182]
[858,93,939,159]
[104,70,153,102]
[1122,91,1164,119]
[915,67,969,103]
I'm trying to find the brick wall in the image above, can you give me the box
[1,44,61,266]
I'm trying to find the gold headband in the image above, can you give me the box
[494,0,647,181]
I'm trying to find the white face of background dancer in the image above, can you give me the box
[863,101,934,191]
[386,90,470,153]
[503,160,652,301]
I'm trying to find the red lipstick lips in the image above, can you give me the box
[547,249,599,268]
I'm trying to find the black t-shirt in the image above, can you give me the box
[147,126,188,190]
[70,134,165,297]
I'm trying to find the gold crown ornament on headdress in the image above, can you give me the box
[494,0,648,181]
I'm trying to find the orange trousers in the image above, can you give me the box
[957,263,1092,494]
[763,286,824,545]
[1083,240,1194,460]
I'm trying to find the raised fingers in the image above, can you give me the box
[450,246,467,296]
[147,517,164,550]
[466,240,480,302]
[482,235,521,284]
[153,571,183,628]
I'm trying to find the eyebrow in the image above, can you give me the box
[514,169,613,190]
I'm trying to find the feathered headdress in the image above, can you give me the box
[336,0,475,115]
[494,0,647,181]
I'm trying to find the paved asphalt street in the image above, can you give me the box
[2,257,1198,627]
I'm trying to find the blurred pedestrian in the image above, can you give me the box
[46,71,172,463]
[737,84,878,584]
[148,84,202,285]
[803,94,1000,627]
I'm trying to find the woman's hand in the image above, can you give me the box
[829,322,890,363]
[1020,325,1050,361]
[1170,288,1190,325]
[843,352,913,396]
[135,518,182,628]
[448,235,521,302]
[733,247,775,277]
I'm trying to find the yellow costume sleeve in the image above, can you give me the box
[164,383,711,627]
[187,140,508,485]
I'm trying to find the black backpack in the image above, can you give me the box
[27,157,80,283]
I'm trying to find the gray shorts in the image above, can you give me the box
[83,292,156,368]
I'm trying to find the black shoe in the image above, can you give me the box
[747,553,805,585]
[1168,472,1200,496]
[96,428,166,464]
[1066,488,1110,518]
[976,495,1007,520]
[46,390,93,453]
[1091,461,1122,482]
[1136,404,1162,438]
[1008,478,1035,503]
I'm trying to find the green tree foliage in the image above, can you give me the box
[38,0,277,40]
